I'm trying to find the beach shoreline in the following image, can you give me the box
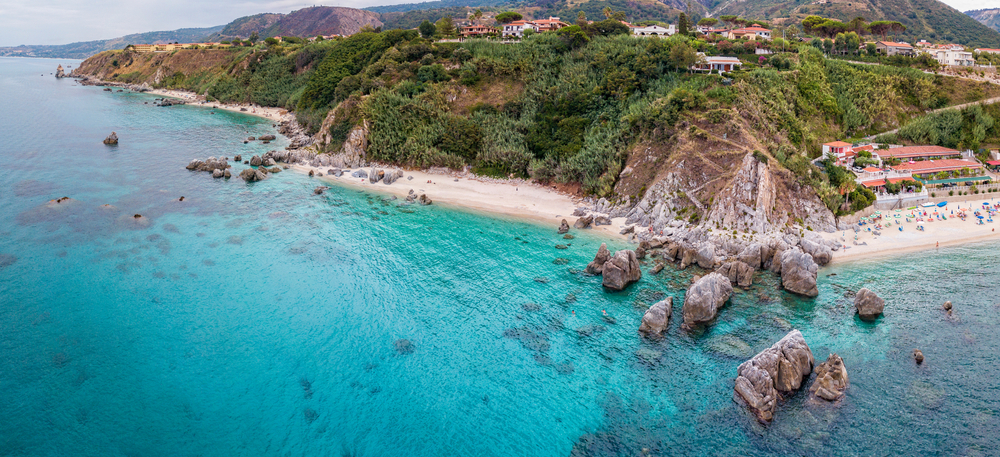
[822,201,1000,264]
[292,164,630,240]
[146,88,291,123]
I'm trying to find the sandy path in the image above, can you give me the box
[293,164,629,240]
[822,200,1000,263]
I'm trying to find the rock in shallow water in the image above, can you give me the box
[638,297,671,337]
[601,250,641,291]
[682,272,733,328]
[809,353,849,402]
[780,248,819,297]
[734,329,814,423]
[854,288,885,320]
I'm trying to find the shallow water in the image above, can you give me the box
[2,57,999,456]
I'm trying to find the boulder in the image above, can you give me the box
[585,243,611,275]
[635,240,650,259]
[717,261,754,288]
[800,238,833,266]
[663,243,680,262]
[249,155,262,166]
[809,353,849,402]
[383,169,401,185]
[259,134,277,141]
[351,170,368,179]
[650,263,664,275]
[211,169,224,179]
[223,169,231,179]
[239,168,266,182]
[594,216,612,226]
[854,288,884,320]
[737,243,763,270]
[913,349,924,364]
[233,155,242,162]
[558,219,570,234]
[103,132,118,145]
[262,158,276,167]
[734,329,815,423]
[638,298,672,337]
[418,194,432,205]
[602,250,642,291]
[678,246,696,269]
[696,243,716,269]
[943,301,952,312]
[779,248,819,297]
[370,169,385,183]
[574,215,594,229]
[682,272,733,327]
[55,65,65,78]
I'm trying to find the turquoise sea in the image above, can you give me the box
[2,57,999,456]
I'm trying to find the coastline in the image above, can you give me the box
[292,163,629,240]
[145,88,291,123]
[821,201,1000,264]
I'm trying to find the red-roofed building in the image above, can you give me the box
[891,159,982,176]
[877,145,960,161]
[976,48,1000,55]
[876,41,914,56]
[728,25,771,41]
[530,17,569,32]
[461,25,494,38]
[987,160,1000,171]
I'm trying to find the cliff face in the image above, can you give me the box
[71,49,236,85]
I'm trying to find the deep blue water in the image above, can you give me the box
[2,57,999,456]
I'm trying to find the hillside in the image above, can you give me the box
[710,0,1000,48]
[967,8,1000,34]
[205,7,383,40]
[71,30,1000,242]
[0,26,223,59]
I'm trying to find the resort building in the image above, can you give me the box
[920,45,974,66]
[692,54,742,73]
[876,145,961,161]
[131,42,230,52]
[876,41,914,56]
[890,158,983,177]
[631,24,675,37]
[502,20,536,37]
[975,48,1000,55]
[727,25,772,41]
[529,17,569,32]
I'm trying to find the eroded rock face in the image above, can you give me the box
[717,261,754,288]
[602,250,642,291]
[734,329,815,423]
[682,272,733,327]
[780,248,819,297]
[696,242,716,269]
[737,243,764,270]
[638,297,672,337]
[809,353,849,402]
[585,243,611,275]
[854,288,885,320]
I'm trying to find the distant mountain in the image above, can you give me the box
[205,7,382,40]
[967,8,1000,34]
[0,26,224,59]
[709,0,1000,48]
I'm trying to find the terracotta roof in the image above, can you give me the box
[891,159,982,172]
[824,141,852,147]
[861,180,885,188]
[976,48,1000,52]
[878,145,959,158]
[987,160,1000,166]
[863,167,881,172]
[880,41,913,48]
[733,26,771,33]
[855,145,874,152]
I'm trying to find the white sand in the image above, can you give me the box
[146,88,292,122]
[294,164,629,239]
[821,200,1000,263]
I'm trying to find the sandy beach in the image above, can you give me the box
[146,88,292,122]
[294,164,629,239]
[822,200,1000,263]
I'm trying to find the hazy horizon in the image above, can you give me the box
[0,0,993,47]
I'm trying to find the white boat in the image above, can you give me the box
[921,202,936,208]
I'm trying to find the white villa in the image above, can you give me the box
[630,24,675,36]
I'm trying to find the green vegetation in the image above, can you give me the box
[879,103,1000,151]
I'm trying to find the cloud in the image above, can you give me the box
[0,0,415,46]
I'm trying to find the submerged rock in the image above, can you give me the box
[734,329,815,423]
[809,353,849,402]
[0,254,16,269]
[638,297,672,337]
[394,339,414,355]
[602,250,641,291]
[854,288,884,320]
[682,272,733,328]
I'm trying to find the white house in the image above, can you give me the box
[630,24,675,37]
[501,20,536,38]
[921,45,974,66]
[692,54,742,73]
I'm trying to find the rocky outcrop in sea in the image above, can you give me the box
[681,272,733,328]
[734,329,815,423]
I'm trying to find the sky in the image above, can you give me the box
[1,0,999,47]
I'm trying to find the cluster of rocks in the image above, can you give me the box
[78,76,152,92]
[185,157,232,179]
[405,189,432,205]
[369,168,404,185]
[584,243,641,291]
[155,98,185,107]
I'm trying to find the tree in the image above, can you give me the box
[678,13,690,36]
[785,24,799,38]
[419,20,436,38]
[866,42,877,56]
[472,9,483,25]
[697,18,718,28]
[603,6,613,19]
[823,38,834,54]
[801,15,826,35]
[557,25,590,49]
[868,20,904,40]
[670,42,698,72]
[436,16,455,37]
[495,12,523,24]
[584,19,630,37]
[719,15,738,27]
[848,16,867,34]
[249,32,259,44]
[264,37,279,46]
[577,11,587,26]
